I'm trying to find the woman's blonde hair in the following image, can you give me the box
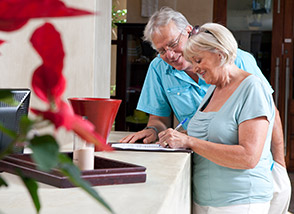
[184,23,237,66]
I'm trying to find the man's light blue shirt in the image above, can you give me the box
[137,48,273,129]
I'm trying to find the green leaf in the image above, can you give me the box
[0,175,8,187]
[0,122,17,139]
[17,169,40,213]
[0,136,17,160]
[0,116,33,159]
[29,135,59,172]
[19,116,34,135]
[0,90,18,106]
[58,154,114,213]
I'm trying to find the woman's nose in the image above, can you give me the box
[192,63,200,73]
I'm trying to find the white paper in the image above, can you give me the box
[110,143,191,153]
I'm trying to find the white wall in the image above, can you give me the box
[0,0,112,146]
[94,0,112,98]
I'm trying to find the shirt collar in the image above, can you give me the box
[159,56,206,89]
[167,66,202,88]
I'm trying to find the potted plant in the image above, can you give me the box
[0,0,113,213]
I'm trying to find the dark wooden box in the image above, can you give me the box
[0,153,146,188]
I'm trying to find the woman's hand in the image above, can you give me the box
[158,128,190,148]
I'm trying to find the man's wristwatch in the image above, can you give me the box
[143,126,159,135]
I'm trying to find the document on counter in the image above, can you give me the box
[109,143,192,153]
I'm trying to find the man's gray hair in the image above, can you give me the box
[143,7,191,49]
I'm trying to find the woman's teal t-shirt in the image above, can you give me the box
[187,75,275,207]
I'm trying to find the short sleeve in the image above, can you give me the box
[238,77,275,125]
[137,58,172,117]
[235,49,273,94]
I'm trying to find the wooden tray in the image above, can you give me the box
[0,153,146,188]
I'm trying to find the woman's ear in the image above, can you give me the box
[217,51,226,66]
[218,51,225,60]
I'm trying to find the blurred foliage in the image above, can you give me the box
[0,1,113,213]
[0,115,113,213]
[112,5,127,28]
[0,90,18,106]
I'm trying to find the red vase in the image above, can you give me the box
[68,97,121,151]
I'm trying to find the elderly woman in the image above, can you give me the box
[158,23,275,214]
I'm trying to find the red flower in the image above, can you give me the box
[0,0,94,32]
[30,22,65,104]
[1,1,110,151]
[29,22,111,151]
[0,39,5,54]
[32,65,66,104]
[31,101,112,151]
[0,19,28,32]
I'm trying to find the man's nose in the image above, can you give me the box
[165,49,175,59]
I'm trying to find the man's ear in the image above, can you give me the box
[186,25,193,35]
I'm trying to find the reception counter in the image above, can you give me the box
[0,132,192,214]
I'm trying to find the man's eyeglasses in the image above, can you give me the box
[157,30,184,56]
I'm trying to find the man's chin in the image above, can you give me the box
[172,66,182,70]
[165,57,190,71]
[172,63,189,71]
[170,61,184,70]
[173,59,191,71]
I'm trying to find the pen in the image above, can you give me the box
[174,118,188,131]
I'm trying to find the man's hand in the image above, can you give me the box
[119,128,157,144]
[119,114,171,144]
[271,107,286,167]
